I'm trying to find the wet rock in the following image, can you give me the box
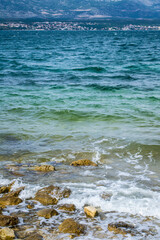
[101,192,112,200]
[14,229,28,239]
[59,204,76,212]
[37,185,60,195]
[0,215,18,227]
[59,218,85,235]
[34,192,58,206]
[108,221,135,236]
[34,165,55,172]
[27,203,34,209]
[0,196,22,207]
[0,186,10,194]
[4,187,25,198]
[69,234,76,239]
[71,159,97,167]
[0,227,15,240]
[84,206,98,218]
[8,171,24,177]
[59,188,71,199]
[35,185,71,205]
[37,208,58,219]
[24,233,43,240]
[0,182,15,195]
[0,208,2,214]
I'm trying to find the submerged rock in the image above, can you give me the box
[108,221,135,236]
[0,227,15,240]
[37,208,58,219]
[34,165,55,172]
[24,233,43,240]
[0,215,18,227]
[71,159,97,167]
[59,204,76,212]
[59,218,85,235]
[60,188,71,198]
[84,206,98,218]
[101,192,112,200]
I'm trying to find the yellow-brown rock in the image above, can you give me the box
[34,165,55,172]
[4,187,25,198]
[0,215,18,227]
[0,227,15,240]
[27,203,34,209]
[0,196,22,207]
[108,222,135,236]
[59,204,76,212]
[84,206,98,218]
[71,159,97,167]
[35,185,71,204]
[0,182,15,194]
[0,187,10,194]
[58,188,71,199]
[59,218,85,235]
[34,192,58,206]
[37,185,59,195]
[37,208,58,219]
[24,233,43,240]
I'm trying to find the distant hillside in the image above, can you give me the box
[0,0,160,19]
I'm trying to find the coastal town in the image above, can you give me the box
[0,21,160,31]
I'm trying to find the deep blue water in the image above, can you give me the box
[0,31,160,156]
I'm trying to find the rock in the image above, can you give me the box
[0,208,2,214]
[37,185,59,195]
[59,204,76,212]
[34,192,58,206]
[0,182,15,194]
[101,192,112,200]
[69,235,76,239]
[59,218,85,235]
[0,215,18,227]
[0,196,22,207]
[60,188,71,198]
[34,165,55,172]
[108,222,135,236]
[24,233,43,240]
[84,206,98,218]
[37,208,58,219]
[71,159,97,167]
[0,227,15,240]
[27,203,34,209]
[8,170,24,177]
[34,185,71,205]
[0,186,10,194]
[4,187,25,198]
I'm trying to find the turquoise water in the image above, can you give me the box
[0,30,160,239]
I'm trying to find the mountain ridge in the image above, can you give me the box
[0,0,160,19]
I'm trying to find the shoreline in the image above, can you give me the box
[0,160,159,239]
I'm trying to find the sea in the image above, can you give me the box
[0,30,160,239]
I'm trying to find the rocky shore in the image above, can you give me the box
[0,160,159,239]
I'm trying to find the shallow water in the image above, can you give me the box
[0,30,160,239]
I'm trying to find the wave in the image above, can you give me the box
[72,66,106,73]
[35,109,124,121]
[85,83,131,91]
